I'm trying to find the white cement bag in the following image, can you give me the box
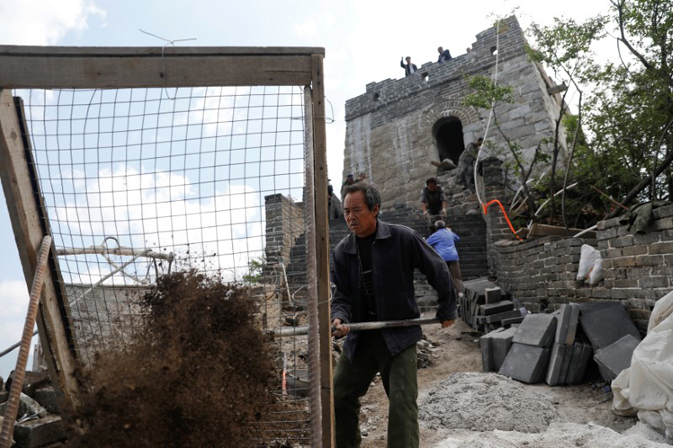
[612,290,673,439]
[577,244,603,285]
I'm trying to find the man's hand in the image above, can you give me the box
[441,320,455,329]
[332,318,350,338]
[422,210,429,217]
[440,209,447,217]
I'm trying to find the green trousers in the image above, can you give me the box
[333,331,419,448]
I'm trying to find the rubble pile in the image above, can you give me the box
[0,371,65,447]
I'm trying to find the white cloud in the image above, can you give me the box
[0,0,105,45]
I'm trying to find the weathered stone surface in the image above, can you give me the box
[13,415,65,448]
[0,393,46,419]
[32,387,60,414]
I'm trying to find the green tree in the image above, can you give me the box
[529,0,673,224]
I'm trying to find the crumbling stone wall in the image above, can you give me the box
[343,15,567,211]
[264,193,304,269]
[65,284,149,366]
[492,204,673,332]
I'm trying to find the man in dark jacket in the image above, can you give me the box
[400,56,417,77]
[437,46,452,63]
[331,182,456,448]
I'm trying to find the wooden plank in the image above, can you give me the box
[311,55,334,448]
[0,90,80,411]
[0,46,324,88]
[0,45,325,56]
[528,223,596,239]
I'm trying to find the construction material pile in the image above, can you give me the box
[478,298,642,386]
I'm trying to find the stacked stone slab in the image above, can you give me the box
[579,302,642,382]
[460,278,519,333]
[480,326,518,372]
[545,303,592,386]
[498,314,557,383]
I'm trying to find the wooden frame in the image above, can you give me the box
[0,46,333,446]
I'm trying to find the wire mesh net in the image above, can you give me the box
[15,85,316,445]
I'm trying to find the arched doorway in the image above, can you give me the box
[433,117,464,165]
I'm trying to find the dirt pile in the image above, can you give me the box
[66,270,278,448]
[419,372,558,433]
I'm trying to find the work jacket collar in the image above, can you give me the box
[342,219,392,254]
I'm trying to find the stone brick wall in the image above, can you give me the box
[492,205,673,332]
[343,15,567,212]
[264,193,305,269]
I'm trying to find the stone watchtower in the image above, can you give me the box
[342,16,567,212]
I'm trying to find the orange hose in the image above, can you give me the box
[482,199,523,241]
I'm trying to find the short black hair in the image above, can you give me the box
[477,137,484,143]
[426,177,438,186]
[342,181,381,211]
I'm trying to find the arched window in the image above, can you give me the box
[432,117,464,165]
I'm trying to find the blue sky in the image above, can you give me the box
[0,0,609,379]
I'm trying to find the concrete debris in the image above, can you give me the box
[0,392,47,420]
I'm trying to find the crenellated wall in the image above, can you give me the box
[343,16,568,212]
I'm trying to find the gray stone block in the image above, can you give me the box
[491,327,518,371]
[501,316,524,328]
[480,327,505,372]
[479,300,514,316]
[594,334,640,382]
[485,309,521,324]
[545,343,564,386]
[499,343,550,384]
[579,303,641,351]
[555,305,572,344]
[32,387,60,414]
[484,287,502,304]
[565,341,587,385]
[557,344,575,385]
[13,415,65,448]
[565,304,581,345]
[512,314,558,348]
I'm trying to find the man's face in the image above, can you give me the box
[427,182,437,192]
[406,57,411,63]
[344,191,379,238]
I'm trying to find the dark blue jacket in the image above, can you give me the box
[331,220,456,361]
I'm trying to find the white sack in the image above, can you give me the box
[577,244,603,285]
[612,290,673,439]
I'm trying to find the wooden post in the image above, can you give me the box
[311,54,335,448]
[0,90,80,412]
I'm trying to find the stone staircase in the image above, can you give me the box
[327,203,488,312]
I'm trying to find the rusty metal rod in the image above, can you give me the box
[269,316,441,337]
[0,235,52,448]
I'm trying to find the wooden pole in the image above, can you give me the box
[0,90,80,413]
[269,317,441,338]
[311,54,335,448]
